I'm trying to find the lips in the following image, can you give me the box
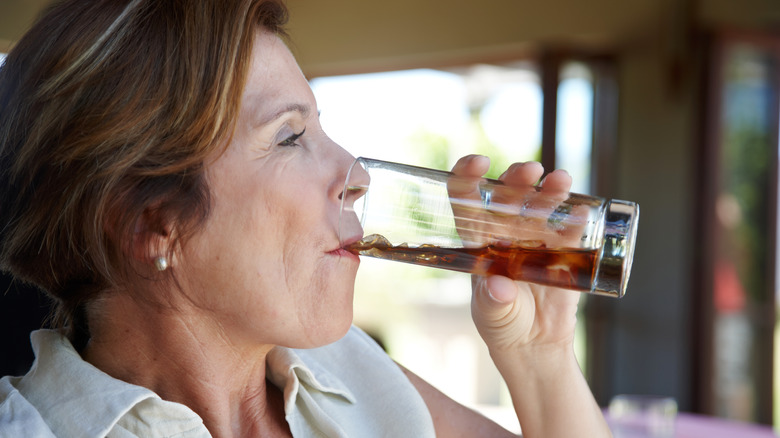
[328,234,362,260]
[327,247,360,262]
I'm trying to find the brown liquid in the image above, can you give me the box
[347,234,599,292]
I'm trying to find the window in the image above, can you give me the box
[312,63,542,175]
[695,31,780,425]
[556,62,594,194]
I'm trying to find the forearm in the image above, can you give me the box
[491,344,611,438]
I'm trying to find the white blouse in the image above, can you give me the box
[0,326,435,437]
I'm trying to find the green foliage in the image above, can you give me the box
[405,130,451,171]
[404,113,526,180]
[719,51,774,303]
[721,124,771,302]
[401,184,434,232]
[469,113,511,180]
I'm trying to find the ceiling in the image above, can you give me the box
[1,0,778,76]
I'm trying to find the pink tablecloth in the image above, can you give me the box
[673,413,777,438]
[606,412,778,437]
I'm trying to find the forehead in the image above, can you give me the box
[244,31,309,105]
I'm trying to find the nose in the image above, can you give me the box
[338,157,370,203]
[337,156,370,246]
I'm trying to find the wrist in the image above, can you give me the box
[491,343,610,438]
[489,340,581,383]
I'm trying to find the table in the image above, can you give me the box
[673,413,777,438]
[606,412,778,437]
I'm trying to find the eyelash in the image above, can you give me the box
[278,128,306,147]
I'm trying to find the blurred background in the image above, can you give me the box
[2,0,780,433]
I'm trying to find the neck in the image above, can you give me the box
[82,292,291,437]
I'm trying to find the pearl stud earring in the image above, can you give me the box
[154,256,169,271]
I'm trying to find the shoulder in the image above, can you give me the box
[0,376,56,437]
[1,329,175,437]
[281,325,437,437]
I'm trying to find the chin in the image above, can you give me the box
[322,311,355,346]
[301,309,354,349]
[295,280,355,348]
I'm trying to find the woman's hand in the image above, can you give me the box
[450,154,580,355]
[450,155,611,438]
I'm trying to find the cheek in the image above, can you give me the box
[255,189,321,286]
[296,270,356,346]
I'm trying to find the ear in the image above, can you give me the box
[132,206,176,271]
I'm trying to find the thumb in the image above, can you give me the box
[471,275,533,350]
[472,275,520,318]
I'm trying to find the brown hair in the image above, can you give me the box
[0,0,288,347]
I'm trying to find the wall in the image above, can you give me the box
[610,37,698,408]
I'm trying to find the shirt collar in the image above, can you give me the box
[17,329,356,436]
[17,330,203,437]
[266,343,356,414]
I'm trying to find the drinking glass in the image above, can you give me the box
[607,395,678,437]
[339,157,639,298]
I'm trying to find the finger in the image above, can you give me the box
[499,161,544,187]
[484,162,542,218]
[451,154,490,177]
[485,275,520,304]
[471,275,526,343]
[473,275,520,307]
[448,155,488,199]
[538,168,572,193]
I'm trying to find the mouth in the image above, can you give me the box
[328,247,359,260]
[327,234,363,261]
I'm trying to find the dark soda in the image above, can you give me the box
[347,234,599,292]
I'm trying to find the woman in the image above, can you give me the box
[0,0,611,436]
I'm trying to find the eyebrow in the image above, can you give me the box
[255,103,311,127]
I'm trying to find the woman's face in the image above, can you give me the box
[175,31,364,349]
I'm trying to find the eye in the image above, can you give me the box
[278,128,306,147]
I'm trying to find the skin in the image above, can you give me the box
[83,31,611,438]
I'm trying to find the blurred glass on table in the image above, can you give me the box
[607,394,678,437]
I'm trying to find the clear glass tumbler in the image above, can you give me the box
[607,395,678,437]
[339,157,639,298]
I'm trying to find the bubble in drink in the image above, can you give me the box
[347,234,599,292]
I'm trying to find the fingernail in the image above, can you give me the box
[505,162,522,174]
[486,282,503,303]
[539,168,569,187]
[470,154,488,165]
